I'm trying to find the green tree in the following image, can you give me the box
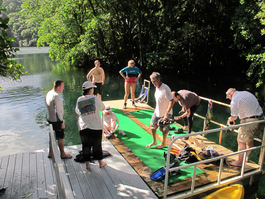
[0,0,26,87]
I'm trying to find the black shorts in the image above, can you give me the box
[48,120,65,140]
[93,82,103,95]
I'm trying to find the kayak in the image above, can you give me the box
[202,184,244,199]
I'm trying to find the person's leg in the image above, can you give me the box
[48,135,52,158]
[246,141,254,161]
[155,127,168,148]
[103,124,110,133]
[182,117,188,130]
[187,104,199,133]
[80,129,92,169]
[230,141,247,167]
[147,113,159,147]
[123,82,130,107]
[97,83,102,100]
[147,128,157,147]
[91,129,106,168]
[131,82,137,104]
[110,119,116,132]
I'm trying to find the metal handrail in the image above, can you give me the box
[163,120,265,199]
[195,96,262,144]
[49,124,75,199]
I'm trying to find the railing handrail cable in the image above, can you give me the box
[49,124,75,199]
[163,119,265,199]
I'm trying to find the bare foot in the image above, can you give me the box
[85,161,90,170]
[229,161,242,167]
[155,144,167,149]
[99,160,107,168]
[146,142,157,148]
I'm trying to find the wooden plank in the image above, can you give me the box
[104,142,157,199]
[88,163,113,199]
[36,152,46,198]
[0,155,8,189]
[64,155,86,199]
[43,151,56,197]
[82,163,104,199]
[28,152,38,199]
[1,154,15,199]
[93,162,123,199]
[21,152,30,198]
[10,153,22,199]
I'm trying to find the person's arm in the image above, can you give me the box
[229,116,238,122]
[86,68,94,82]
[55,95,65,129]
[175,108,190,120]
[164,98,174,120]
[101,68,105,85]
[119,70,128,80]
[136,72,142,82]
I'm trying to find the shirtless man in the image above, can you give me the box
[86,60,105,100]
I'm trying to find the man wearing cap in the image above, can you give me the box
[226,88,264,167]
[75,81,106,169]
[46,80,72,159]
[147,72,174,149]
[103,105,120,138]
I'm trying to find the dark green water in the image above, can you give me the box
[0,47,264,198]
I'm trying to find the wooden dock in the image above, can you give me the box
[104,99,262,198]
[0,141,158,199]
[0,99,262,199]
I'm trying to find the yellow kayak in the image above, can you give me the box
[202,184,244,199]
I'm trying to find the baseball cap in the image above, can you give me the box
[82,81,96,90]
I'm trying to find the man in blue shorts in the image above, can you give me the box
[147,72,174,148]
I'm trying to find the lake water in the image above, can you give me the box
[0,47,264,197]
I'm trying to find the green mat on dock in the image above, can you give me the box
[111,108,204,183]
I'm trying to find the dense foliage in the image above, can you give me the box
[2,0,265,89]
[0,0,25,87]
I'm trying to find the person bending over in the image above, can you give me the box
[103,105,119,138]
[172,90,200,140]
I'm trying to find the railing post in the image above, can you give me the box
[259,127,265,166]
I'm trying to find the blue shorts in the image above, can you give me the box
[150,113,172,130]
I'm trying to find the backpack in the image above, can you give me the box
[176,144,199,163]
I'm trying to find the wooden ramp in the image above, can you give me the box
[0,141,158,199]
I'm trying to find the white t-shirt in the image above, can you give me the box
[46,89,64,122]
[154,83,173,117]
[75,95,105,130]
[230,91,263,119]
[103,112,119,127]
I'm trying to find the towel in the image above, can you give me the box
[204,99,213,130]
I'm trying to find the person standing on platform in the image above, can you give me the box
[226,88,264,167]
[119,60,142,109]
[147,72,174,148]
[172,90,201,140]
[75,81,106,170]
[46,80,72,159]
[86,60,105,100]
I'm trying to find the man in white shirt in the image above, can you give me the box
[227,88,264,167]
[46,80,72,159]
[147,72,174,149]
